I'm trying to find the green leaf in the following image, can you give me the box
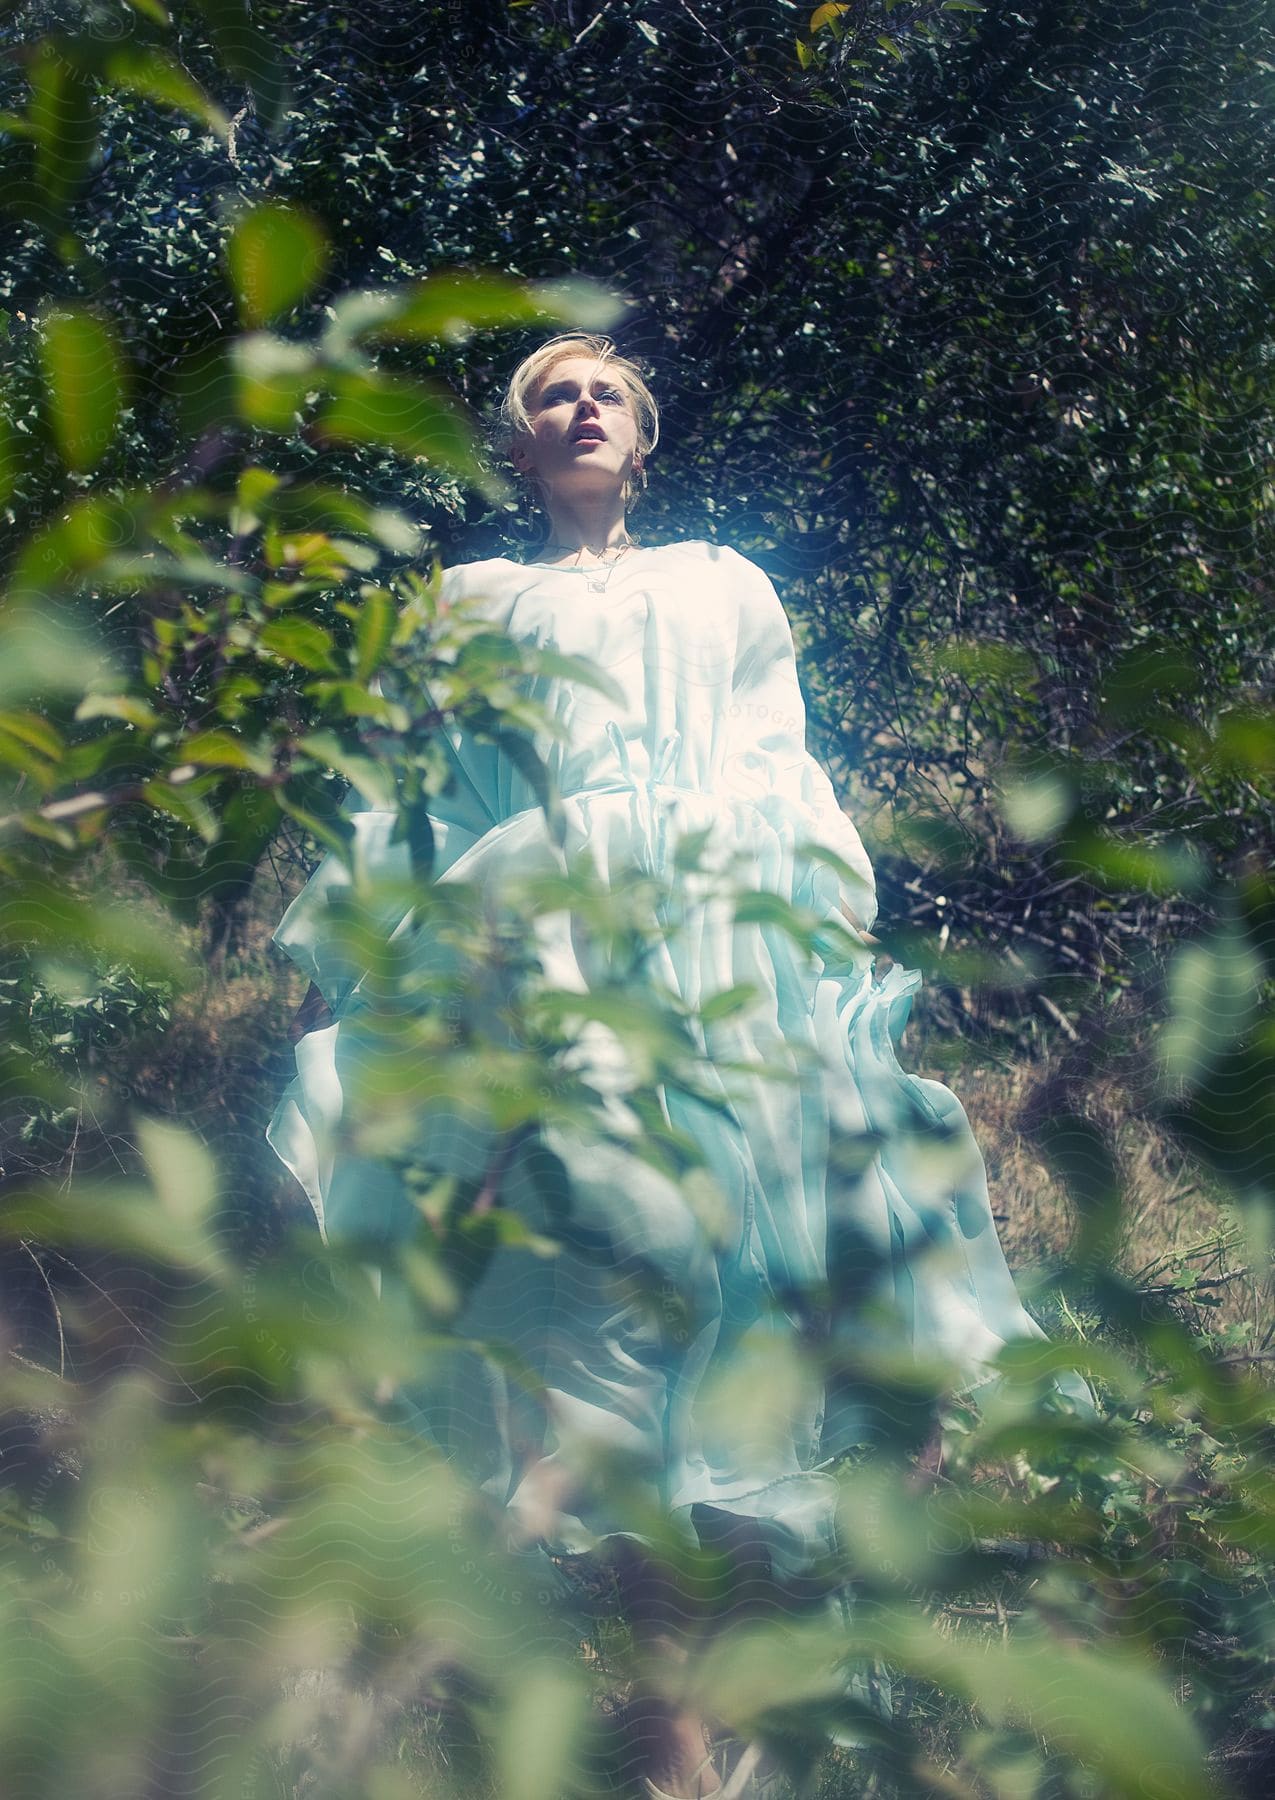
[135,1115,218,1241]
[354,270,623,344]
[672,823,717,872]
[274,789,354,860]
[368,508,423,555]
[257,482,420,553]
[0,1175,227,1277]
[733,890,818,952]
[978,1630,1210,1800]
[530,276,627,332]
[0,710,65,759]
[837,1610,1212,1800]
[0,409,16,508]
[141,777,220,843]
[520,646,627,706]
[238,465,282,512]
[0,875,190,979]
[1161,924,1262,1088]
[493,1664,590,1800]
[7,493,138,598]
[1213,705,1275,774]
[230,332,315,431]
[174,341,236,439]
[38,307,125,473]
[699,983,760,1025]
[0,741,55,789]
[488,726,565,847]
[27,45,98,216]
[100,46,228,139]
[314,372,491,488]
[196,786,280,902]
[927,639,1039,689]
[229,463,283,536]
[1099,646,1197,720]
[258,616,339,672]
[319,287,409,356]
[998,769,1074,842]
[1057,828,1206,897]
[298,731,397,810]
[226,202,329,327]
[302,680,408,727]
[181,728,274,777]
[191,0,288,132]
[354,588,396,681]
[73,692,159,729]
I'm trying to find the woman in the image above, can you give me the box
[268,333,1093,1798]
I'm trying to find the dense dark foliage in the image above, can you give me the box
[5,2,1272,1004]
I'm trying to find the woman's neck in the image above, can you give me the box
[541,498,630,558]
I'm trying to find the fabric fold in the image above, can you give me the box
[266,541,1095,1604]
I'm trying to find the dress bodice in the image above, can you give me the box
[424,540,876,913]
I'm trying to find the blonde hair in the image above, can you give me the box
[497,332,659,509]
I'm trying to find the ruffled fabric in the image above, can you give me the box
[267,541,1094,1596]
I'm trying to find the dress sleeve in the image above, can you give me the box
[722,549,878,932]
[270,567,495,1009]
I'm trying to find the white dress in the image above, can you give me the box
[267,540,1093,1588]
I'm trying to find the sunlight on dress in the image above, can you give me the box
[267,540,1094,1627]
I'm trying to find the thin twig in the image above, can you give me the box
[1139,1268,1251,1299]
[0,765,199,834]
[572,0,616,47]
[34,1247,204,1400]
[18,1240,66,1378]
[1004,945,1080,1039]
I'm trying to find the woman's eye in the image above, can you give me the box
[598,389,624,403]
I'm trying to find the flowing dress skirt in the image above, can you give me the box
[266,543,1094,1692]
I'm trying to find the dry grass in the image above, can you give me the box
[924,1045,1260,1342]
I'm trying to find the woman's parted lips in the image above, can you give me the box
[570,422,606,442]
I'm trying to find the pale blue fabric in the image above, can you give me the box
[266,541,1094,1590]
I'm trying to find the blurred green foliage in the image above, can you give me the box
[0,2,1272,1798]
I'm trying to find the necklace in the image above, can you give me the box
[539,538,635,592]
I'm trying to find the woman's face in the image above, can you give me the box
[512,355,641,505]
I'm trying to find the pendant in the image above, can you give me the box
[587,575,607,592]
